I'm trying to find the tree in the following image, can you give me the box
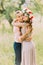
[30,0,43,22]
[0,0,25,25]
[0,0,43,25]
[0,0,12,24]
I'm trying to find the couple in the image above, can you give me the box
[12,8,36,65]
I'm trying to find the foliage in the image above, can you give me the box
[0,0,43,25]
[0,0,25,24]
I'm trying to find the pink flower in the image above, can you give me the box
[29,11,32,14]
[30,16,34,20]
[26,9,32,14]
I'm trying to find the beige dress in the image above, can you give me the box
[21,26,36,65]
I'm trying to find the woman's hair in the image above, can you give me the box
[24,13,33,33]
[27,18,33,33]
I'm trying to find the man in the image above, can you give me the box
[12,11,24,65]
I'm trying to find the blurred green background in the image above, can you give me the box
[0,0,43,65]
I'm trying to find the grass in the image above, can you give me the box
[33,22,43,65]
[0,23,43,65]
[0,32,14,65]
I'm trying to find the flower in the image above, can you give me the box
[22,7,34,20]
[30,16,34,20]
[26,9,32,14]
[29,14,34,20]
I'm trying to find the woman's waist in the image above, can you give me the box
[25,36,32,42]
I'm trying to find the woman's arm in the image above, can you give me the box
[12,20,29,27]
[18,27,32,42]
[25,35,32,41]
[14,22,27,27]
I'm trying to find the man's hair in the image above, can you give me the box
[15,10,23,16]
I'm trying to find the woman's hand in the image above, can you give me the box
[25,36,32,42]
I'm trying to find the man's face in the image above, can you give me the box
[16,13,23,22]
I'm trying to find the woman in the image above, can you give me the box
[21,9,36,65]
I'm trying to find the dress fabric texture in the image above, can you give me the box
[21,41,36,65]
[21,26,36,65]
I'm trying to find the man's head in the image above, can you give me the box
[15,10,23,22]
